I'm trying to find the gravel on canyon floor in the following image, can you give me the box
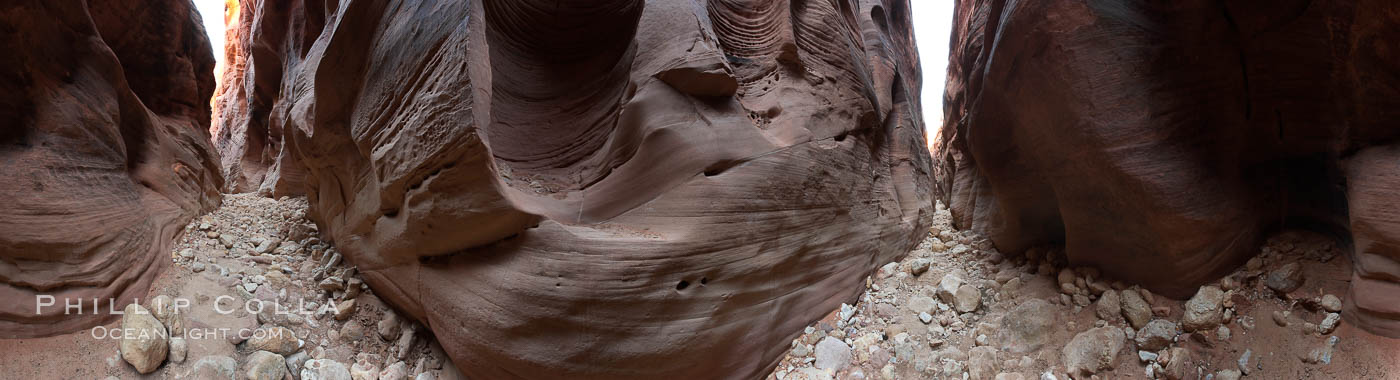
[0,196,1396,379]
[0,194,461,380]
[764,203,1399,380]
[154,194,456,380]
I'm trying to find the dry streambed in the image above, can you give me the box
[767,204,1399,380]
[0,194,459,380]
[2,196,1395,379]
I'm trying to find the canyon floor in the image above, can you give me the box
[0,194,463,380]
[765,204,1400,380]
[0,195,1397,379]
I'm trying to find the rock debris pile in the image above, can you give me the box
[766,207,1390,380]
[108,194,457,380]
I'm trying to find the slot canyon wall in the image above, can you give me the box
[0,0,223,337]
[934,0,1400,337]
[214,0,931,378]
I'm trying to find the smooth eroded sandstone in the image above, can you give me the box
[0,0,221,338]
[214,0,932,378]
[934,0,1400,336]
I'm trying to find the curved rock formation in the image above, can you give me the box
[935,0,1400,336]
[0,0,222,338]
[211,0,309,195]
[1344,145,1400,337]
[214,0,930,378]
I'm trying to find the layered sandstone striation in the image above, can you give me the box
[934,0,1400,336]
[214,0,931,378]
[0,0,222,337]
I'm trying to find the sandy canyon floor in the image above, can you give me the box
[0,195,1396,379]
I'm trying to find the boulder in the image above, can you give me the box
[148,295,187,335]
[246,325,302,355]
[968,346,998,380]
[1062,327,1125,378]
[246,351,288,380]
[1095,290,1121,321]
[954,285,982,313]
[378,311,403,341]
[286,351,311,379]
[334,300,356,321]
[350,359,380,380]
[1121,289,1152,329]
[169,337,188,364]
[183,356,238,380]
[1265,262,1305,294]
[814,336,853,371]
[1136,320,1179,352]
[1301,336,1340,364]
[395,326,417,360]
[1057,269,1077,294]
[999,299,1056,353]
[1319,294,1342,313]
[908,295,937,316]
[340,321,368,343]
[1319,313,1342,334]
[938,272,967,304]
[910,259,932,276]
[119,304,169,374]
[1182,286,1225,332]
[380,361,411,380]
[302,359,353,380]
[1162,347,1192,380]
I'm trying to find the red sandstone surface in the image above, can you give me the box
[1,0,1398,379]
[934,0,1400,338]
[212,0,931,378]
[0,0,222,338]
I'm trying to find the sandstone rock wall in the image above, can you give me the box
[214,0,931,378]
[934,0,1400,336]
[0,0,222,338]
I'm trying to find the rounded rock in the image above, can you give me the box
[953,285,981,313]
[169,337,188,364]
[380,361,411,380]
[1095,290,1121,321]
[245,351,288,380]
[1135,319,1178,351]
[998,299,1056,353]
[183,355,237,379]
[968,346,998,380]
[909,258,932,276]
[119,303,169,374]
[814,336,853,371]
[1319,294,1342,313]
[1120,289,1152,329]
[302,359,353,380]
[1182,286,1225,332]
[1265,262,1305,294]
[147,295,186,335]
[246,325,302,355]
